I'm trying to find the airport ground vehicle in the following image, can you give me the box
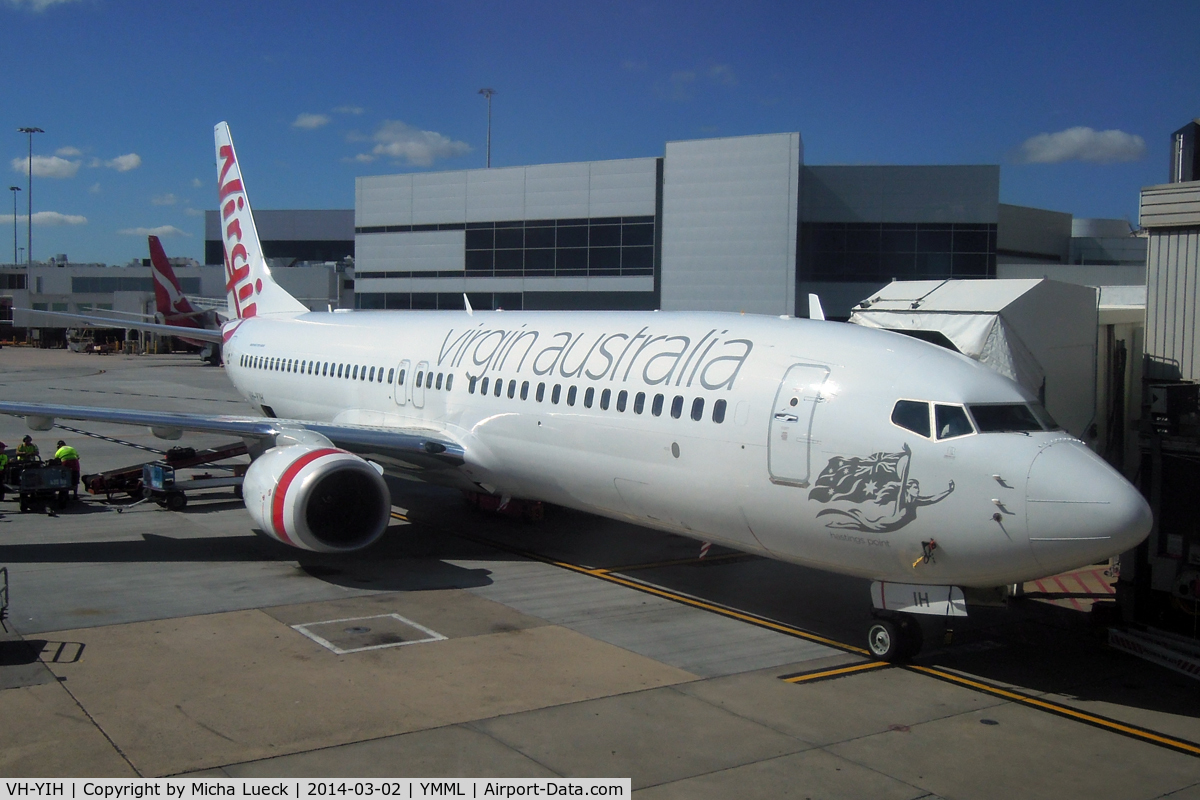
[8,459,74,513]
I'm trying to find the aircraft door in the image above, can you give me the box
[413,360,428,408]
[393,359,411,406]
[768,363,830,488]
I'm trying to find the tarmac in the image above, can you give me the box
[0,346,1198,798]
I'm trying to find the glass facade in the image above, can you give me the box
[799,222,997,283]
[463,216,654,279]
[72,276,201,294]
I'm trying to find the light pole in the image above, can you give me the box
[9,186,19,265]
[478,88,495,168]
[18,127,43,267]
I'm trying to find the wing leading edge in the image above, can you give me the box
[0,401,465,473]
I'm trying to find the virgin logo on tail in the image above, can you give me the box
[216,132,260,320]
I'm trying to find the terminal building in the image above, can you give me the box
[2,130,1147,330]
[352,131,1145,319]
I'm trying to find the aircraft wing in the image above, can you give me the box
[13,308,225,344]
[0,401,466,473]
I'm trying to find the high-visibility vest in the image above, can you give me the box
[55,445,80,465]
[16,443,38,461]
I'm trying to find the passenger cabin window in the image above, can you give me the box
[567,386,577,406]
[387,368,394,384]
[536,382,545,402]
[436,373,443,390]
[493,378,502,396]
[691,397,704,421]
[634,392,646,414]
[891,400,932,438]
[552,384,561,404]
[445,374,453,391]
[601,389,611,410]
[507,380,516,399]
[617,390,627,412]
[520,381,530,400]
[651,394,664,417]
[584,387,594,408]
[670,395,683,419]
[429,372,436,390]
[480,377,489,395]
[713,399,727,423]
[969,404,1044,432]
[936,404,974,439]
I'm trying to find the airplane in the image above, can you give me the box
[148,234,224,364]
[0,122,1153,661]
[13,238,227,363]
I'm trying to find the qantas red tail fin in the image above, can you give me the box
[148,235,198,320]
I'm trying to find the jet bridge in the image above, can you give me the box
[848,279,1099,440]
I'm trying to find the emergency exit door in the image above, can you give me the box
[767,363,830,488]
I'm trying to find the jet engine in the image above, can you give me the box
[242,443,391,552]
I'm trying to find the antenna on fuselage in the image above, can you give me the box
[463,293,474,316]
[808,293,826,321]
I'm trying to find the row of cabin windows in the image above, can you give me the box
[239,353,394,384]
[399,368,454,393]
[465,375,727,424]
[239,353,459,395]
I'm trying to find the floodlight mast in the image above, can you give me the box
[17,127,44,267]
[478,88,495,168]
[9,186,19,265]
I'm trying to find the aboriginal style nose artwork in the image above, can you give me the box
[808,444,954,532]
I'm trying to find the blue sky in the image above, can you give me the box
[3,0,1198,265]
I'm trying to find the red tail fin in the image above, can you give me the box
[148,235,198,319]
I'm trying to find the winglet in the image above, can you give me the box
[808,293,826,321]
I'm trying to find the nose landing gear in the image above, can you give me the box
[866,614,923,662]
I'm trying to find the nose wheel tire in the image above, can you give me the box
[867,615,923,662]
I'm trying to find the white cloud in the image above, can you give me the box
[364,121,471,167]
[708,64,737,86]
[1016,127,1145,164]
[152,193,177,206]
[89,182,101,194]
[191,178,203,188]
[117,225,191,238]
[6,0,84,11]
[11,155,80,178]
[184,207,205,217]
[105,153,141,172]
[55,146,83,157]
[292,113,331,130]
[333,105,364,115]
[1,211,87,226]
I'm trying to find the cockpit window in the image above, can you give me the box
[935,404,974,439]
[1029,403,1060,431]
[969,404,1043,433]
[891,400,931,438]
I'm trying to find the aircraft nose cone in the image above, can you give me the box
[1026,439,1152,575]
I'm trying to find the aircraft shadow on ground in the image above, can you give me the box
[455,504,1200,722]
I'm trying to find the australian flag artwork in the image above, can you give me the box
[808,444,954,533]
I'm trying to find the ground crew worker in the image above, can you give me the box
[54,440,81,498]
[16,435,39,463]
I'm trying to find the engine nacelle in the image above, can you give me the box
[243,444,391,552]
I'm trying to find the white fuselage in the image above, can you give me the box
[222,308,1151,588]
